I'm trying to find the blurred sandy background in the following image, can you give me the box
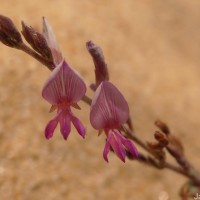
[0,0,200,199]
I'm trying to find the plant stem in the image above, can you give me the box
[124,127,200,186]
[18,41,200,186]
[82,95,92,105]
[19,43,55,70]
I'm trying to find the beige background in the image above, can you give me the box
[0,0,200,199]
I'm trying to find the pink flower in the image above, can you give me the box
[42,60,86,140]
[90,81,138,162]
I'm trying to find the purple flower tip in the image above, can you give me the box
[45,116,59,139]
[86,40,94,49]
[71,115,86,138]
[103,130,138,162]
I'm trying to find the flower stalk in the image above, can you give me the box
[0,15,200,199]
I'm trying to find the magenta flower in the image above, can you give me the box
[42,60,86,140]
[90,81,138,162]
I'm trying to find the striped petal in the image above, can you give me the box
[90,81,129,130]
[109,131,126,162]
[115,130,138,158]
[42,60,86,105]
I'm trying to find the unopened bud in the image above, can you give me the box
[155,119,170,135]
[86,40,109,89]
[154,131,169,147]
[0,15,22,48]
[21,21,52,60]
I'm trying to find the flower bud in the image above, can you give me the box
[86,41,109,89]
[154,131,169,147]
[155,119,170,135]
[21,21,52,60]
[0,15,22,48]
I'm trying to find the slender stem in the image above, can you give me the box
[127,117,134,131]
[143,157,200,183]
[129,152,188,178]
[124,127,200,185]
[19,43,55,70]
[164,162,188,177]
[82,95,92,105]
[165,162,200,185]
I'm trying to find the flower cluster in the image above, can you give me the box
[41,18,86,140]
[41,18,138,162]
[0,15,138,163]
[2,15,200,198]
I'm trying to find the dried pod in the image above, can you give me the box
[0,15,22,48]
